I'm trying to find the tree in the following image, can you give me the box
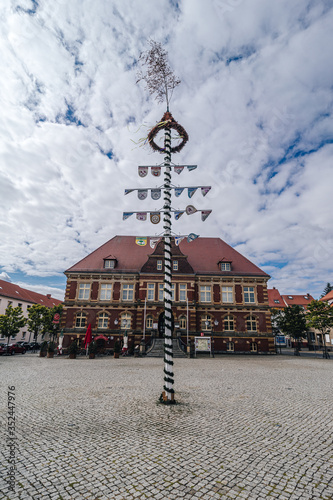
[0,305,26,348]
[275,305,308,355]
[43,304,63,342]
[27,304,48,342]
[306,300,333,359]
[320,283,333,298]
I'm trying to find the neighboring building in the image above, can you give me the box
[267,287,285,310]
[319,291,333,349]
[280,293,314,309]
[62,235,275,354]
[0,279,62,343]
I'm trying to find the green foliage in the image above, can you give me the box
[27,304,63,341]
[68,341,79,355]
[306,300,333,334]
[114,340,121,353]
[88,341,97,354]
[40,341,48,353]
[320,283,333,298]
[0,305,26,342]
[275,305,308,340]
[47,341,56,353]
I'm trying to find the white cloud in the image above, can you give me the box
[0,0,333,299]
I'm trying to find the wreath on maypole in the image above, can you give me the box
[147,111,189,153]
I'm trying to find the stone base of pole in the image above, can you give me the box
[160,391,176,404]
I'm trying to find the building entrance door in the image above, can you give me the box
[158,312,175,338]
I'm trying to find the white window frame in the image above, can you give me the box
[244,286,255,303]
[222,286,233,303]
[121,313,131,329]
[250,341,258,352]
[75,312,86,328]
[78,283,90,300]
[227,341,234,352]
[122,284,134,301]
[224,315,234,332]
[147,283,155,301]
[246,315,257,332]
[179,315,186,330]
[220,262,231,271]
[157,260,163,271]
[98,313,109,329]
[179,284,187,302]
[104,259,115,269]
[202,314,212,331]
[173,260,178,271]
[146,315,153,329]
[100,283,112,301]
[158,283,164,302]
[200,286,211,303]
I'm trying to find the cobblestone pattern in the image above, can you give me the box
[0,354,332,499]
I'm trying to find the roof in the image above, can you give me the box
[320,290,333,303]
[65,235,269,277]
[281,293,314,309]
[267,288,285,308]
[0,279,62,307]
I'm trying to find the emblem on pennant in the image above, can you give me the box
[151,167,161,177]
[188,188,197,199]
[175,187,184,197]
[150,237,161,249]
[174,166,184,175]
[201,186,211,197]
[136,237,147,246]
[174,236,185,246]
[186,205,197,215]
[151,189,161,200]
[150,212,161,224]
[123,212,134,220]
[201,210,212,221]
[187,233,199,242]
[136,212,147,221]
[174,211,185,220]
[138,166,148,177]
[138,189,148,200]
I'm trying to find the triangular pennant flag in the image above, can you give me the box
[187,165,197,171]
[187,233,199,242]
[150,237,161,249]
[151,188,161,200]
[138,189,148,200]
[174,236,185,246]
[188,188,197,199]
[136,237,147,246]
[175,187,184,197]
[186,205,197,215]
[138,166,148,177]
[201,186,211,197]
[174,166,184,174]
[136,212,147,221]
[150,212,161,224]
[174,211,185,220]
[151,167,161,177]
[124,189,134,195]
[201,210,212,221]
[123,212,134,220]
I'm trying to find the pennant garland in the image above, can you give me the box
[186,205,197,215]
[201,210,212,221]
[188,188,197,199]
[124,189,134,195]
[151,188,161,200]
[187,165,197,171]
[150,237,161,249]
[187,233,199,242]
[136,212,147,221]
[150,212,161,224]
[174,166,184,175]
[138,166,148,177]
[123,212,133,220]
[175,187,184,197]
[174,236,185,246]
[201,186,211,197]
[135,237,147,246]
[151,166,161,177]
[174,211,185,220]
[138,189,148,200]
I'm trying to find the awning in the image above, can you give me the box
[95,335,108,342]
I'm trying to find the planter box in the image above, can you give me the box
[47,352,54,358]
[89,353,95,359]
[114,352,120,358]
[69,353,76,359]
[40,352,46,357]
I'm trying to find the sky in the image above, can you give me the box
[0,0,333,301]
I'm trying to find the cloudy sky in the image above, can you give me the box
[1,0,332,301]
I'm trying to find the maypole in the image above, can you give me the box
[123,41,212,404]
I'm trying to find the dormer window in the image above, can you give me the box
[274,299,280,304]
[288,296,293,300]
[157,260,163,271]
[173,260,178,271]
[104,259,116,269]
[219,261,231,271]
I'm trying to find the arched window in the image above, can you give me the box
[146,315,153,329]
[179,315,187,330]
[121,313,131,329]
[227,341,234,352]
[201,314,211,330]
[98,313,109,329]
[246,315,257,332]
[224,315,234,331]
[75,312,86,328]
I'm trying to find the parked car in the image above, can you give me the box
[7,343,27,354]
[0,344,9,355]
[28,342,40,351]
[17,341,31,350]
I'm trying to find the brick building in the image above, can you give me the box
[62,235,274,353]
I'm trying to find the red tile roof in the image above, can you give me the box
[65,235,269,277]
[320,290,333,302]
[0,279,62,307]
[281,294,314,309]
[267,288,285,308]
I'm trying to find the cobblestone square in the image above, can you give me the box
[0,354,332,499]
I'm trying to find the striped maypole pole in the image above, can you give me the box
[162,123,174,402]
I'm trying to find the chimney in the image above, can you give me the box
[46,294,51,299]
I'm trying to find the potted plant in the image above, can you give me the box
[39,341,47,357]
[88,341,97,359]
[114,340,121,358]
[68,341,79,359]
[47,341,55,358]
